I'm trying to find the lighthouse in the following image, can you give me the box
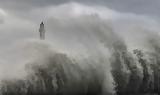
[39,22,45,40]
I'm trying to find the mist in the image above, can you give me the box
[0,2,160,95]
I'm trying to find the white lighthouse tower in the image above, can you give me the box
[39,22,45,40]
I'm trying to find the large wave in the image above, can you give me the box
[0,2,160,95]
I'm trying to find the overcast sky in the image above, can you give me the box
[0,0,159,28]
[0,0,160,17]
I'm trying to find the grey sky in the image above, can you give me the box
[0,0,160,17]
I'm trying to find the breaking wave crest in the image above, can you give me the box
[1,3,160,95]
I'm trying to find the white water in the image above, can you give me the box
[0,2,160,95]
